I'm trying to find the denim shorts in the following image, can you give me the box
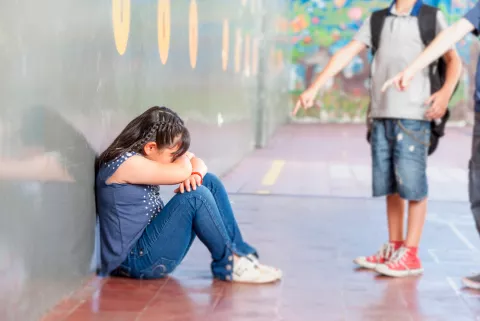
[371,118,430,201]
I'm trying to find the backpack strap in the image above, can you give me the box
[417,4,451,155]
[417,4,446,94]
[417,4,438,47]
[370,8,390,56]
[367,8,389,144]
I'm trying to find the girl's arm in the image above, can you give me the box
[173,153,208,193]
[184,151,208,176]
[190,156,208,177]
[111,154,192,186]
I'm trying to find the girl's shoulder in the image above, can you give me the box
[97,151,139,182]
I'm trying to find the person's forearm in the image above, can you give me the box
[442,53,463,96]
[190,157,208,176]
[309,44,360,91]
[172,155,193,180]
[409,20,473,75]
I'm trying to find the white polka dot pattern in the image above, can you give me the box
[107,151,165,225]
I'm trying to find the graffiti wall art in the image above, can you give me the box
[289,0,479,124]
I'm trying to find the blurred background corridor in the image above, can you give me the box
[1,0,480,320]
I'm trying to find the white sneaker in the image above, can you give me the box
[231,256,280,284]
[247,254,283,279]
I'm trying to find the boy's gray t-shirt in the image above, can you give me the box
[354,6,450,120]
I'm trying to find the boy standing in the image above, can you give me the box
[383,2,480,286]
[294,0,461,277]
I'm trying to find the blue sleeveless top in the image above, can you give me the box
[95,152,164,275]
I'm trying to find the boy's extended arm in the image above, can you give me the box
[309,40,367,92]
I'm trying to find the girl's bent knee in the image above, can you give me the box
[203,173,220,184]
[191,185,213,198]
[174,185,215,203]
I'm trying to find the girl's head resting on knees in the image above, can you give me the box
[98,106,190,166]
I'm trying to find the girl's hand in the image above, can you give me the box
[174,173,203,193]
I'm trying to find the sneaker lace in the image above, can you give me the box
[376,243,394,260]
[246,254,260,266]
[388,247,408,265]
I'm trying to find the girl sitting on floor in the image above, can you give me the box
[96,106,282,283]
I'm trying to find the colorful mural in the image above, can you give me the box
[289,0,479,124]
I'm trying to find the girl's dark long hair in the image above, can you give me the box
[97,106,190,168]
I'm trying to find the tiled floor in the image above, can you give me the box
[41,124,480,321]
[222,123,472,201]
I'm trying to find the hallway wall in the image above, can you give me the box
[0,1,290,320]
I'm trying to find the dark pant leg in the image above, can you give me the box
[469,113,480,235]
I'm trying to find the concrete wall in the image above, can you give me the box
[0,1,290,320]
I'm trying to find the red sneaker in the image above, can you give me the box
[375,247,423,277]
[354,243,398,269]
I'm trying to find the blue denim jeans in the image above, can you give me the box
[470,113,480,235]
[371,118,430,201]
[113,173,256,280]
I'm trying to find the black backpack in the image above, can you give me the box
[366,4,458,155]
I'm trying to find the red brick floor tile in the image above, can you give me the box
[71,278,167,313]
[63,310,139,321]
[40,310,70,321]
[100,277,168,293]
[51,298,83,312]
[147,292,220,312]
[156,277,225,296]
[138,310,208,321]
[345,310,413,321]
[75,296,151,313]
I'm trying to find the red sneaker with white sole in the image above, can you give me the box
[354,242,400,270]
[375,247,423,277]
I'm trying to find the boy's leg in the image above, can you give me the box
[376,119,430,277]
[463,113,480,289]
[405,199,428,247]
[355,119,402,269]
[387,194,405,243]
